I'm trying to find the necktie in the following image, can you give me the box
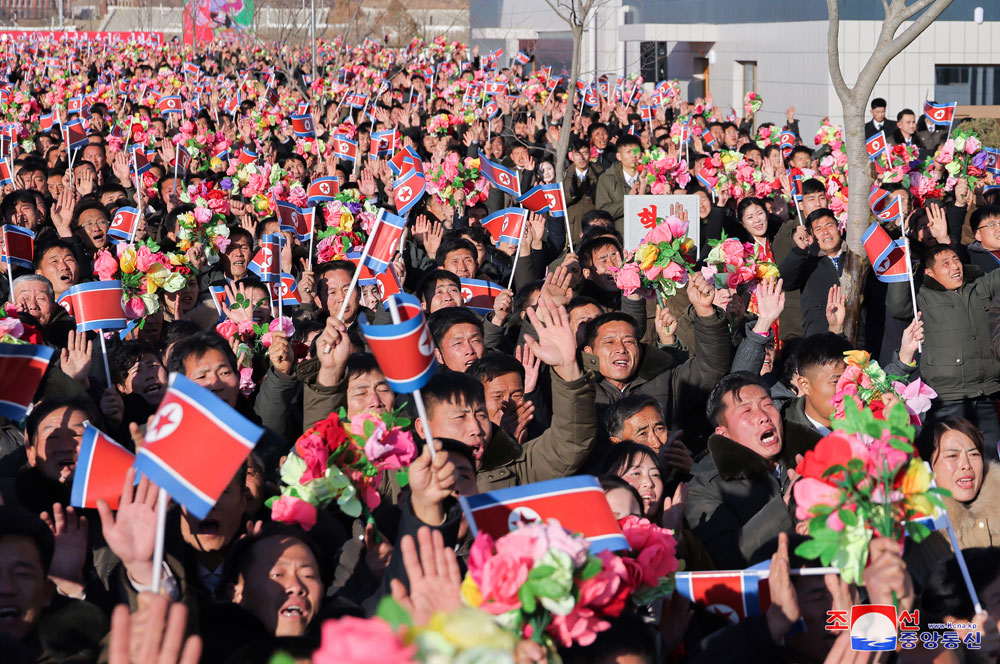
[830,255,840,270]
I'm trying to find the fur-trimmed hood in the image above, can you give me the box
[944,462,1000,549]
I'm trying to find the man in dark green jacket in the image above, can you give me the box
[890,244,1000,457]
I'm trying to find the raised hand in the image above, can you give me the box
[111,152,131,186]
[108,593,202,664]
[792,224,813,250]
[52,187,77,236]
[654,305,677,346]
[515,343,541,395]
[424,220,444,259]
[825,284,846,335]
[537,264,574,308]
[40,503,88,596]
[753,277,785,332]
[268,331,295,376]
[492,288,513,327]
[765,532,802,642]
[407,440,458,526]
[358,167,377,198]
[60,329,93,386]
[659,431,692,475]
[315,315,351,387]
[926,203,949,244]
[500,399,535,445]
[686,272,717,317]
[222,282,259,324]
[899,312,924,365]
[660,481,688,532]
[523,299,580,381]
[389,527,463,627]
[98,464,160,587]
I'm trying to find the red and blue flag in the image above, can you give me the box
[863,221,909,283]
[923,100,956,128]
[58,281,127,332]
[869,184,902,223]
[458,475,628,553]
[364,210,407,274]
[459,278,504,314]
[518,183,566,217]
[866,130,888,162]
[108,206,139,243]
[307,176,339,205]
[133,373,263,519]
[393,168,425,218]
[157,95,183,115]
[332,134,358,162]
[248,233,284,284]
[674,570,772,623]
[290,114,316,138]
[358,292,437,393]
[0,343,53,420]
[1,225,34,269]
[70,424,134,510]
[481,208,527,246]
[62,118,88,150]
[478,150,522,197]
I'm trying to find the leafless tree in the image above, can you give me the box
[827,0,953,339]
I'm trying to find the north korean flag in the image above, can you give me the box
[985,148,1000,176]
[297,100,311,115]
[923,100,956,127]
[863,221,909,283]
[779,130,797,158]
[704,133,718,151]
[332,134,358,162]
[214,147,230,163]
[513,50,531,66]
[38,111,56,132]
[791,172,804,202]
[0,157,11,187]
[290,113,316,138]
[518,183,566,217]
[108,206,139,242]
[237,145,258,165]
[248,233,283,283]
[484,79,507,96]
[67,95,84,115]
[276,201,313,242]
[363,210,407,274]
[58,281,127,332]
[389,146,422,178]
[307,176,339,205]
[1,225,33,269]
[458,475,628,553]
[158,95,183,115]
[128,144,152,176]
[175,144,192,172]
[70,424,134,510]
[459,278,504,314]
[640,105,655,123]
[133,373,263,519]
[478,150,522,198]
[263,86,279,108]
[270,272,302,309]
[208,285,230,317]
[370,129,399,159]
[358,292,437,393]
[869,184,902,223]
[223,94,240,116]
[674,570,771,623]
[62,118,88,150]
[375,268,402,301]
[583,85,598,108]
[0,343,54,421]
[481,208,527,246]
[393,169,425,218]
[866,131,887,161]
[346,92,368,109]
[183,61,200,78]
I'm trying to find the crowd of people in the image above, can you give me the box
[0,30,999,664]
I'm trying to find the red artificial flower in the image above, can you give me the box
[796,431,855,480]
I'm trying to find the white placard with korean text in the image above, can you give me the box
[623,195,701,259]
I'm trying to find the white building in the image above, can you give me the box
[471,0,1000,139]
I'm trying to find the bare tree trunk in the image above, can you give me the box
[826,0,954,341]
[554,25,582,179]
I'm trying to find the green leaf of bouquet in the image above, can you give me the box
[519,584,537,614]
[928,486,953,498]
[794,539,826,560]
[810,504,834,517]
[395,467,409,488]
[838,509,858,527]
[375,596,413,631]
[907,521,930,543]
[580,555,602,580]
[888,437,912,453]
[364,419,375,438]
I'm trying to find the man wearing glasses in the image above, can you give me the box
[968,205,1000,275]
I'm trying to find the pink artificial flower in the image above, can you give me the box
[239,366,255,396]
[193,206,213,225]
[237,320,255,336]
[892,379,937,418]
[214,235,230,254]
[297,432,330,483]
[93,250,118,280]
[467,532,495,586]
[124,297,146,319]
[966,135,981,154]
[535,522,590,568]
[365,427,417,471]
[867,435,909,476]
[720,238,745,264]
[135,246,156,272]
[288,185,307,207]
[477,551,530,614]
[0,317,24,339]
[936,139,955,164]
[613,263,641,296]
[577,551,632,617]
[659,261,688,285]
[270,495,318,531]
[793,477,845,531]
[701,265,719,281]
[216,319,238,340]
[662,215,689,241]
[548,606,611,647]
[313,616,416,664]
[618,515,678,586]
[726,270,745,289]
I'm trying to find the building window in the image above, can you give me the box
[936,65,1000,105]
[739,61,757,97]
[639,42,667,83]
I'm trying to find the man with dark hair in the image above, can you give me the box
[891,108,925,157]
[577,234,624,310]
[865,97,896,138]
[603,393,692,476]
[799,178,829,218]
[686,372,817,568]
[434,236,478,279]
[780,208,845,336]
[968,204,1000,274]
[428,306,485,371]
[893,245,1000,458]
[595,134,644,229]
[415,301,595,491]
[33,240,80,298]
[468,352,533,443]
[417,269,463,313]
[587,122,616,171]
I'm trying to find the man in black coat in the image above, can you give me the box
[864,97,896,139]
[778,208,845,337]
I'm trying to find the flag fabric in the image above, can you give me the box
[332,134,358,162]
[513,50,531,66]
[863,222,909,283]
[62,118,88,150]
[70,424,135,510]
[57,281,127,332]
[459,278,505,314]
[478,150,522,197]
[481,208,527,246]
[290,114,316,138]
[393,168,425,218]
[1,224,34,269]
[67,95,84,114]
[370,129,399,157]
[307,176,339,205]
[270,272,302,308]
[345,92,368,109]
[358,292,437,393]
[484,99,501,120]
[779,130,796,158]
[129,144,152,175]
[38,111,55,132]
[923,100,957,128]
[984,148,1000,176]
[583,85,598,108]
[674,570,772,623]
[157,95,183,115]
[183,61,200,77]
[869,184,903,223]
[866,131,888,161]
[375,268,402,301]
[518,183,566,217]
[133,373,263,519]
[237,146,258,165]
[108,206,139,242]
[640,105,655,123]
[248,234,284,283]
[458,475,628,553]
[175,144,193,172]
[791,172,804,203]
[209,285,230,316]
[0,343,54,420]
[388,145,422,178]
[364,211,406,273]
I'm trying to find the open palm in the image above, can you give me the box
[98,465,160,584]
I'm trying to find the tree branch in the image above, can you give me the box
[542,0,571,23]
[891,0,951,52]
[899,0,937,23]
[826,0,850,102]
